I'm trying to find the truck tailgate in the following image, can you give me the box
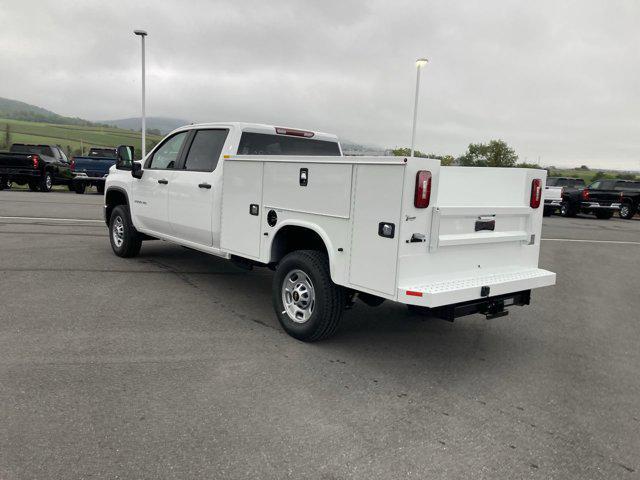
[0,152,36,169]
[397,165,555,307]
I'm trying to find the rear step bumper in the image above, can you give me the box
[431,290,531,322]
[399,268,555,308]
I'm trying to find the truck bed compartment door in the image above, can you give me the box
[348,164,404,297]
[220,160,263,260]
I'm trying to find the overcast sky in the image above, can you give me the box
[2,0,639,169]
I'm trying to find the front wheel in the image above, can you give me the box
[109,205,142,257]
[594,210,613,220]
[96,183,105,195]
[272,250,345,341]
[619,203,636,220]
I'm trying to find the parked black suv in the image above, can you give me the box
[0,143,74,191]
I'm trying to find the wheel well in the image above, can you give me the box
[270,226,328,264]
[105,189,128,224]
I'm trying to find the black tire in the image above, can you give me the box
[28,181,39,192]
[0,177,10,190]
[67,183,74,191]
[560,201,577,217]
[74,182,86,195]
[543,207,553,217]
[619,202,636,220]
[594,210,613,220]
[39,172,53,192]
[109,205,142,258]
[272,250,345,341]
[96,183,105,195]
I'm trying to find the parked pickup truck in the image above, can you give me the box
[560,179,622,219]
[104,122,555,341]
[70,147,118,194]
[543,177,584,217]
[614,180,640,219]
[0,143,73,191]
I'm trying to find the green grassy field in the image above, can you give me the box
[0,118,163,156]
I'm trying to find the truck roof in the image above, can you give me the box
[168,122,340,144]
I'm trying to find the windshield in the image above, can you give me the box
[548,178,585,188]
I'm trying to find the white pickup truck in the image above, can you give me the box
[104,123,555,341]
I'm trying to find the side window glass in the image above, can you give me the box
[183,129,229,172]
[148,132,188,169]
[590,181,600,190]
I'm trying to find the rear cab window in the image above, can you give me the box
[237,132,341,156]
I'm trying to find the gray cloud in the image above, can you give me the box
[1,0,639,169]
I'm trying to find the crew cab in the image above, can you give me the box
[543,177,584,216]
[104,123,555,341]
[70,147,118,194]
[0,143,73,191]
[560,179,622,219]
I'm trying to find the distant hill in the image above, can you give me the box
[0,96,100,127]
[102,117,189,135]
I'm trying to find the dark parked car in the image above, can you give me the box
[70,147,118,194]
[615,180,640,219]
[561,179,622,219]
[543,177,586,216]
[0,143,73,191]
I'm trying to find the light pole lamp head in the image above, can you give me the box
[134,29,148,37]
[416,58,429,68]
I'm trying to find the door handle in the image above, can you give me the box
[158,179,168,184]
[198,183,211,189]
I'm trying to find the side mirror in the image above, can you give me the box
[132,161,143,179]
[116,145,135,170]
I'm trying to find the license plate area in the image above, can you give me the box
[475,219,495,232]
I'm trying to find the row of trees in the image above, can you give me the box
[393,139,520,168]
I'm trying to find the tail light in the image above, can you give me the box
[530,179,542,208]
[414,170,432,208]
[31,155,39,169]
[581,189,590,201]
[275,127,314,138]
[561,187,565,197]
[70,157,75,171]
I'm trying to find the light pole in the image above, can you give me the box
[134,29,147,159]
[410,58,428,157]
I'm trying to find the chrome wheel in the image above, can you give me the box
[45,174,52,190]
[620,205,630,218]
[112,215,125,248]
[282,269,315,323]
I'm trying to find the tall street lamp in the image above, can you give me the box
[134,29,147,159]
[410,58,428,157]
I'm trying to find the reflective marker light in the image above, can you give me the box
[414,170,432,208]
[530,179,542,208]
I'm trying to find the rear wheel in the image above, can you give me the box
[0,177,10,190]
[543,206,554,217]
[109,205,142,258]
[272,250,345,341]
[560,201,577,217]
[74,182,86,195]
[67,184,74,191]
[28,181,39,191]
[619,203,636,220]
[594,210,613,220]
[39,172,53,192]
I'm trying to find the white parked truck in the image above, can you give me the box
[104,123,555,341]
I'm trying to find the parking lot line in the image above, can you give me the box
[0,215,103,223]
[542,238,640,245]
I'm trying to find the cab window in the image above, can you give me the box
[183,129,229,172]
[147,131,189,169]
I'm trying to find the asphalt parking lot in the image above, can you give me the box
[1,190,639,479]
